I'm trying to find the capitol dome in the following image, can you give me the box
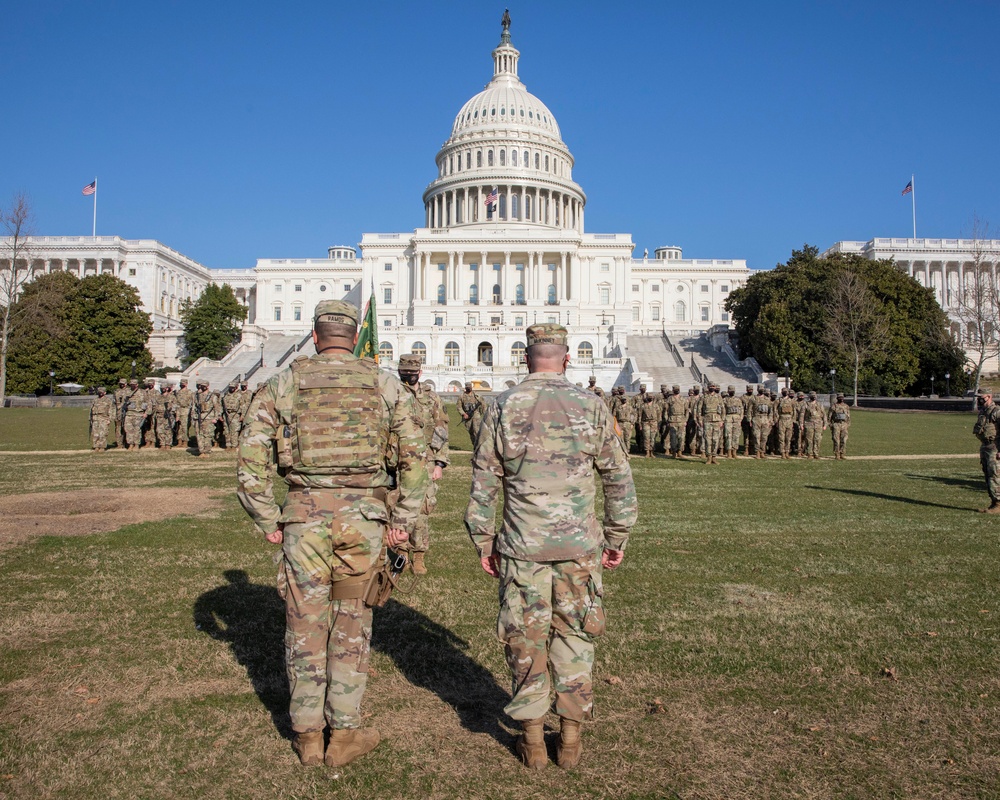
[422,15,586,233]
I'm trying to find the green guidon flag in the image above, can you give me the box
[354,291,379,362]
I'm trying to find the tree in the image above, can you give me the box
[823,271,890,406]
[953,214,998,399]
[0,192,36,404]
[4,271,78,395]
[179,283,247,365]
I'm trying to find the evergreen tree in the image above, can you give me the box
[179,283,247,365]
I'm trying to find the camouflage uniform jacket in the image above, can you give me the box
[222,390,242,419]
[974,403,1000,444]
[803,400,826,428]
[121,388,148,417]
[406,382,450,466]
[612,394,635,424]
[174,387,194,410]
[153,393,176,417]
[458,390,485,421]
[237,352,429,535]
[238,389,253,420]
[777,396,797,418]
[723,394,744,420]
[665,395,687,423]
[697,393,724,423]
[828,402,851,425]
[90,394,116,421]
[751,394,774,418]
[194,390,222,422]
[465,371,638,562]
[114,386,129,417]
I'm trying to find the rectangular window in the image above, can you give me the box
[652,307,660,321]
[494,263,501,271]
[651,284,660,292]
[516,263,524,271]
[470,263,478,271]
[384,262,393,271]
[700,285,709,293]
[721,284,729,293]
[600,288,610,304]
[547,315,557,323]
[515,316,524,327]
[293,307,302,321]
[344,284,351,292]
[632,284,639,292]
[468,313,478,326]
[439,263,446,271]
[701,307,710,321]
[601,262,609,272]
[128,268,137,276]
[435,316,444,327]
[294,284,302,292]
[273,307,282,321]
[384,288,392,304]
[491,316,502,325]
[275,284,283,292]
[721,311,730,322]
[383,319,392,328]
[632,307,640,322]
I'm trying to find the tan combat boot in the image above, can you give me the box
[556,718,582,769]
[325,727,381,767]
[515,718,547,769]
[292,731,324,767]
[411,551,427,575]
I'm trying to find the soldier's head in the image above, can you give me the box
[757,385,767,395]
[672,385,680,395]
[709,383,719,394]
[745,384,753,394]
[979,391,994,409]
[797,391,805,400]
[660,384,669,396]
[96,387,106,396]
[179,378,188,387]
[197,381,208,390]
[464,381,473,393]
[397,353,423,386]
[229,381,238,392]
[525,324,569,373]
[837,393,845,403]
[312,300,360,349]
[639,383,647,394]
[692,385,700,395]
[161,385,170,394]
[118,378,127,387]
[809,391,817,400]
[588,376,597,386]
[129,379,138,388]
[595,387,605,397]
[146,378,155,388]
[240,382,248,390]
[781,388,788,397]
[728,385,736,396]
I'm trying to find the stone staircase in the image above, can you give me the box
[180,333,312,389]
[626,334,756,389]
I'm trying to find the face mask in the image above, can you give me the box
[401,373,420,386]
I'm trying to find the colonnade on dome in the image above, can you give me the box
[424,184,583,231]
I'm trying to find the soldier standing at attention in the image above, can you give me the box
[612,386,635,454]
[465,323,637,771]
[395,355,449,575]
[114,377,129,447]
[775,388,797,459]
[630,384,648,454]
[697,383,724,464]
[122,379,148,451]
[174,378,194,448]
[222,381,243,449]
[142,378,158,448]
[89,387,115,451]
[458,381,486,449]
[722,385,744,459]
[973,391,1000,513]
[802,391,827,459]
[194,381,222,458]
[586,376,599,396]
[639,392,659,458]
[237,300,428,768]
[238,381,252,426]
[740,384,755,455]
[750,386,774,460]
[153,384,177,450]
[665,385,687,458]
[792,391,806,456]
[828,393,851,459]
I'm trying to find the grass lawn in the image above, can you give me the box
[0,407,997,799]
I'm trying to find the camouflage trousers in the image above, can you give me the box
[278,489,385,733]
[123,413,145,448]
[700,421,723,456]
[980,444,1000,503]
[497,552,605,723]
[196,420,217,454]
[175,407,191,445]
[154,415,173,447]
[225,417,241,449]
[615,418,633,452]
[830,423,849,455]
[640,422,657,454]
[666,421,685,455]
[91,417,111,450]
[409,465,439,553]
[723,418,742,452]
[464,414,483,450]
[804,425,823,457]
[741,418,754,454]
[752,419,772,456]
[777,417,795,456]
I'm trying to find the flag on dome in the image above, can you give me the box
[82,180,96,196]
[354,287,379,362]
[485,187,498,209]
[901,180,912,196]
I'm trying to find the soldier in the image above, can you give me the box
[775,388,797,459]
[664,385,687,458]
[685,386,702,456]
[750,386,774,460]
[722,385,744,459]
[465,323,637,770]
[740,384,755,455]
[153,384,177,449]
[639,392,659,458]
[612,386,635,454]
[973,391,1000,513]
[121,379,148,451]
[222,381,243,449]
[792,391,806,456]
[114,377,129,447]
[630,384,649,454]
[237,300,428,768]
[174,378,194,448]
[697,383,724,464]
[586,376,599,395]
[458,382,486,449]
[656,385,671,453]
[802,391,827,459]
[142,378,158,448]
[829,393,851,459]
[395,355,449,575]
[89,387,115,451]
[238,381,253,426]
[194,381,222,458]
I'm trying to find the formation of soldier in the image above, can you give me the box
[89,376,256,453]
[606,382,852,461]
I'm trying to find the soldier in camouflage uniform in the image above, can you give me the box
[458,381,486,449]
[141,378,158,448]
[89,387,115,451]
[465,323,637,771]
[664,385,688,458]
[775,388,797,459]
[114,378,129,447]
[237,300,428,768]
[395,355,449,575]
[740,384,755,455]
[639,393,659,458]
[828,393,851,459]
[629,383,649,454]
[974,391,1000,513]
[685,386,702,456]
[802,391,826,459]
[611,386,635,454]
[153,384,177,449]
[696,383,724,464]
[194,381,222,457]
[750,386,774,460]
[722,385,744,459]
[222,381,243,449]
[792,391,806,456]
[121,379,148,451]
[174,378,194,448]
[238,381,252,426]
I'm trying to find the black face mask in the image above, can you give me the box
[401,373,420,386]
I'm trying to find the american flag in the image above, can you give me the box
[901,180,912,196]
[484,187,498,208]
[82,181,96,196]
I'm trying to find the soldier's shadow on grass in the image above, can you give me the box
[904,473,983,493]
[805,485,971,511]
[193,570,292,738]
[372,598,515,749]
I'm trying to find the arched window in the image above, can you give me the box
[379,342,394,361]
[511,194,519,219]
[499,194,506,219]
[469,284,479,305]
[535,153,540,169]
[515,285,525,305]
[511,149,518,166]
[525,195,532,220]
[512,341,526,364]
[437,284,446,305]
[445,341,461,367]
[492,284,501,304]
[466,152,471,169]
[674,300,686,322]
[488,150,494,167]
[500,150,506,166]
[411,341,427,363]
[477,151,482,168]
[547,285,557,305]
[577,342,594,360]
[545,155,549,171]
[523,150,528,166]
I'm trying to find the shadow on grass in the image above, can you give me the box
[372,598,514,749]
[805,485,972,511]
[193,570,291,737]
[905,472,983,493]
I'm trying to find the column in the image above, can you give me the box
[456,251,465,301]
[560,252,567,301]
[480,251,488,305]
[503,251,511,303]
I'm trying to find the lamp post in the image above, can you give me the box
[49,370,55,396]
[829,368,836,395]
[931,375,935,397]
[260,343,265,369]
[130,360,136,380]
[784,360,790,391]
[945,372,950,397]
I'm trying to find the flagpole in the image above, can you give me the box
[910,173,916,239]
[92,177,98,237]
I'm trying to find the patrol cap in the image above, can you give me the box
[240,382,248,389]
[709,382,719,390]
[660,384,669,391]
[129,379,138,386]
[398,353,423,373]
[97,386,106,394]
[809,391,817,398]
[672,384,680,392]
[229,381,238,389]
[313,299,359,326]
[589,376,597,384]
[797,391,805,399]
[118,378,127,385]
[837,393,845,400]
[464,381,473,390]
[746,384,753,391]
[728,385,735,392]
[179,378,188,385]
[692,385,700,393]
[197,380,208,388]
[639,383,647,391]
[758,385,767,392]
[525,323,568,347]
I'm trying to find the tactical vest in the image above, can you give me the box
[724,397,743,416]
[289,357,383,473]
[700,395,723,421]
[754,398,772,416]
[974,413,997,445]
[832,406,849,423]
[778,398,796,416]
[667,396,687,422]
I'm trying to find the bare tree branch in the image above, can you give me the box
[0,192,37,404]
[953,213,999,400]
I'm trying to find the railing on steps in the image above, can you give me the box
[661,333,685,366]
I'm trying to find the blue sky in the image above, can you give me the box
[3,1,998,272]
